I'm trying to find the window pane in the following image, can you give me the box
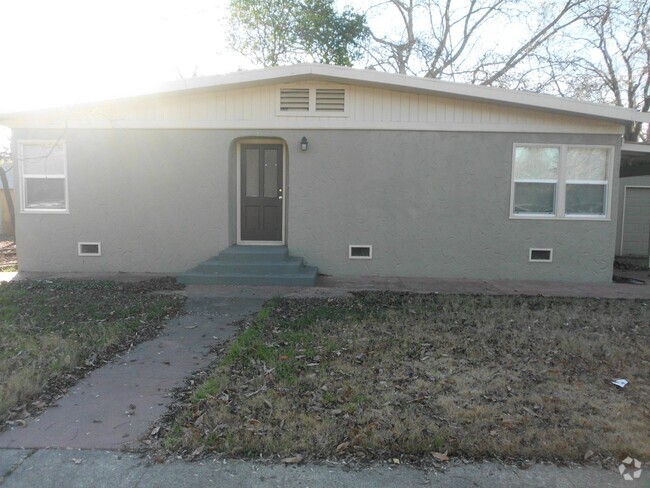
[566,148,608,180]
[514,147,559,179]
[245,149,259,197]
[22,143,65,176]
[24,178,66,209]
[263,149,278,198]
[566,184,605,215]
[514,182,556,214]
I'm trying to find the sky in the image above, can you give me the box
[0,0,418,113]
[0,0,254,113]
[0,0,524,115]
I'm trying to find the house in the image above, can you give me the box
[0,164,13,235]
[0,63,648,284]
[616,143,650,263]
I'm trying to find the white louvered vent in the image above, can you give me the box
[315,88,345,112]
[280,88,310,111]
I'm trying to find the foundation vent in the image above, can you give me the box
[280,88,310,111]
[529,248,552,262]
[349,245,372,260]
[78,242,101,256]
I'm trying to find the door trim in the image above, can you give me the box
[236,139,286,246]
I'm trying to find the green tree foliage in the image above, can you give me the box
[229,0,368,66]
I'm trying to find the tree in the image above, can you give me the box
[228,0,369,66]
[0,147,15,237]
[365,0,418,74]
[364,0,592,83]
[538,0,649,141]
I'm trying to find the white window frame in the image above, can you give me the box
[509,143,614,221]
[17,139,69,214]
[277,84,348,117]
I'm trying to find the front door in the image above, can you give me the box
[240,144,284,242]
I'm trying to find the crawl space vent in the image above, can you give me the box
[349,245,372,259]
[529,248,552,262]
[78,242,101,256]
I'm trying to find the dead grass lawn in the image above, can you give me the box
[0,278,185,426]
[163,292,650,464]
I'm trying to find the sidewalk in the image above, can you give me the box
[0,449,637,487]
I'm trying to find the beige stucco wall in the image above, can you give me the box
[12,128,620,282]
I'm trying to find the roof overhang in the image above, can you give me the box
[1,63,649,126]
[622,142,650,155]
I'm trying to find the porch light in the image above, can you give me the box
[300,136,308,151]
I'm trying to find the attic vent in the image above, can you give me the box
[280,88,310,111]
[315,88,345,112]
[349,245,372,260]
[529,248,552,262]
[78,242,101,256]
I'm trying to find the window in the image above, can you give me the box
[512,146,559,215]
[278,86,347,115]
[565,147,608,215]
[511,144,613,219]
[18,140,68,213]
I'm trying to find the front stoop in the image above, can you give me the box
[177,245,318,286]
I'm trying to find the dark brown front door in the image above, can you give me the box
[241,144,283,241]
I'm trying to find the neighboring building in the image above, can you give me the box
[0,64,648,283]
[616,143,650,260]
[0,162,14,235]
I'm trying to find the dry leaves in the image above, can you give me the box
[432,451,449,462]
[280,455,303,464]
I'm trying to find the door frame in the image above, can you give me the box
[619,185,650,255]
[236,139,287,246]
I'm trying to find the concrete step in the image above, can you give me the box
[177,245,318,286]
[218,245,289,263]
[194,256,304,274]
[178,266,318,286]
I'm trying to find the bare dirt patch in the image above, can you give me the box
[0,238,16,272]
[159,292,649,467]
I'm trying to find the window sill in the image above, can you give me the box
[21,209,70,215]
[509,214,610,222]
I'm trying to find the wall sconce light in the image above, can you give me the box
[300,136,308,151]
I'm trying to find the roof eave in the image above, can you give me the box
[622,143,650,154]
[1,63,648,125]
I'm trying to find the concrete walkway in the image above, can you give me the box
[0,286,273,450]
[0,276,648,486]
[0,449,636,487]
[313,270,650,299]
[6,269,650,297]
